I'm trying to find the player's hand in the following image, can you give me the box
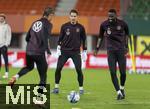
[81,50,87,62]
[57,45,61,57]
[94,49,98,56]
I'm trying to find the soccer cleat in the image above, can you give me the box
[117,93,124,100]
[52,88,59,94]
[79,90,84,95]
[121,89,125,99]
[8,77,16,87]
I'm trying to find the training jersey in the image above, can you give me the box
[99,18,129,50]
[58,22,87,52]
[26,18,52,55]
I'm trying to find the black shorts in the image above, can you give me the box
[57,50,82,69]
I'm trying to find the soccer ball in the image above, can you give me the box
[67,91,80,103]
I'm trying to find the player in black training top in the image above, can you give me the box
[9,7,54,89]
[52,9,87,95]
[94,9,130,100]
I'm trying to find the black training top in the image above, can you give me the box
[26,17,52,55]
[99,18,129,50]
[58,22,87,52]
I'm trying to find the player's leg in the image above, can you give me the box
[117,50,126,98]
[107,50,123,100]
[35,55,48,100]
[53,53,69,93]
[17,55,34,77]
[1,46,9,78]
[9,54,34,86]
[24,55,47,104]
[71,53,84,94]
[35,55,48,86]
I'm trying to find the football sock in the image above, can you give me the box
[5,72,8,76]
[120,86,124,90]
[55,84,59,88]
[14,74,19,80]
[79,87,83,90]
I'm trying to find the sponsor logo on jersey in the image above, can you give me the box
[66,28,70,35]
[107,28,111,35]
[76,28,80,32]
[32,21,42,32]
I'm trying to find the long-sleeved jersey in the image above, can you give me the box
[58,22,87,52]
[0,22,11,47]
[26,17,52,55]
[98,18,129,50]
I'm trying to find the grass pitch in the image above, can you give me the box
[0,68,150,109]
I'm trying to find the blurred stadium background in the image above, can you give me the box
[0,0,150,73]
[0,0,150,109]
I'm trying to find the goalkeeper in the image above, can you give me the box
[52,9,87,95]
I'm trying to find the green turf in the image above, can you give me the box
[0,67,150,109]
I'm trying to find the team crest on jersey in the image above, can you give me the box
[66,28,70,35]
[117,25,121,30]
[107,28,111,35]
[76,28,80,32]
[32,21,43,32]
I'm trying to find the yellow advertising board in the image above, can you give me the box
[137,36,150,55]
